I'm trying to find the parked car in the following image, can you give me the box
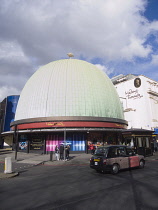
[90,145,145,174]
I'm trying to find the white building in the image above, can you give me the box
[112,74,158,131]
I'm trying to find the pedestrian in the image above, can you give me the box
[92,145,96,154]
[154,141,157,152]
[55,145,59,161]
[151,142,154,154]
[65,145,69,161]
[59,144,64,160]
[89,144,93,154]
[67,144,70,159]
[90,144,95,155]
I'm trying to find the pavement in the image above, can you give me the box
[0,150,92,179]
[0,149,158,179]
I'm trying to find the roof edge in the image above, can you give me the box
[11,116,128,126]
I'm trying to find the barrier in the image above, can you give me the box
[50,151,53,161]
[4,157,12,174]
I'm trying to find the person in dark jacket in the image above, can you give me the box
[67,145,70,159]
[65,145,70,160]
[59,144,64,160]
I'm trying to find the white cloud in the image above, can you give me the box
[120,36,152,60]
[1,0,157,61]
[95,64,114,76]
[0,0,158,101]
[0,40,29,63]
[151,54,158,65]
[0,86,20,101]
[56,0,156,61]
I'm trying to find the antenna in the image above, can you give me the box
[67,53,74,58]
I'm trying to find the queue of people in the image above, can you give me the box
[55,144,70,161]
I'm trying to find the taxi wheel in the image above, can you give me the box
[139,160,145,169]
[111,164,119,175]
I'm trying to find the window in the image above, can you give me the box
[117,147,126,156]
[146,137,149,148]
[108,147,119,158]
[137,137,142,147]
[126,148,135,156]
[94,147,108,156]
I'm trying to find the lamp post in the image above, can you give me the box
[64,129,66,161]
[14,125,18,160]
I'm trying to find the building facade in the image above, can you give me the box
[112,74,158,131]
[0,95,19,148]
[1,66,154,156]
[10,58,128,153]
[112,74,158,151]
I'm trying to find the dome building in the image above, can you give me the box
[11,58,128,153]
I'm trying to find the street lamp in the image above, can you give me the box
[64,129,66,161]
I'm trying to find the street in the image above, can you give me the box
[0,158,158,210]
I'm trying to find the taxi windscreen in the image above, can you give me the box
[94,147,109,156]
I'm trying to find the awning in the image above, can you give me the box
[1,128,124,135]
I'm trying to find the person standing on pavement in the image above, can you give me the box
[67,144,70,160]
[65,145,69,161]
[55,145,59,161]
[59,144,64,160]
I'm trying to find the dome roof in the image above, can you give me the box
[15,59,124,121]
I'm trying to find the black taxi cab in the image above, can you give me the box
[90,145,145,174]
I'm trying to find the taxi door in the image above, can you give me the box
[129,156,139,168]
[117,147,129,169]
[126,148,139,168]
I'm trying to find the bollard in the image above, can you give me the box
[50,151,53,161]
[4,157,12,174]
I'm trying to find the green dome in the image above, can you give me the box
[15,59,124,120]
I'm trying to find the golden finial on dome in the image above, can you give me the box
[67,53,74,58]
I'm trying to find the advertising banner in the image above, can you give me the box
[46,133,86,151]
[46,140,85,151]
[30,139,43,150]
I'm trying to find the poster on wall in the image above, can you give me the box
[46,140,85,151]
[46,133,86,152]
[30,139,43,150]
[19,142,28,150]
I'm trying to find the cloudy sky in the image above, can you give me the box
[0,0,158,101]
